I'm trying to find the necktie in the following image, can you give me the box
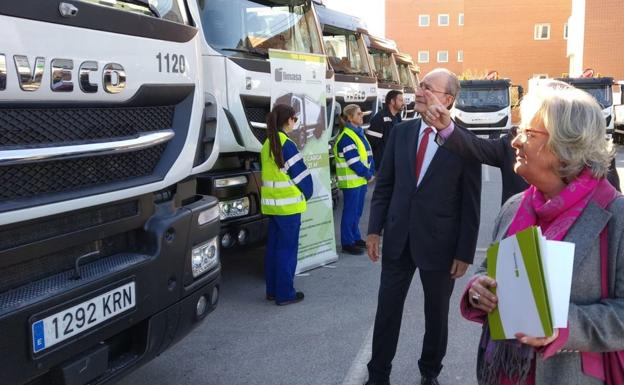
[415,127,433,183]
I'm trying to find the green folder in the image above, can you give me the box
[487,226,553,340]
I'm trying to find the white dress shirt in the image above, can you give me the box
[416,119,440,186]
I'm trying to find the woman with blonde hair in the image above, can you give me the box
[333,104,374,254]
[461,85,624,384]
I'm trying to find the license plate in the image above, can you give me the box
[31,282,135,353]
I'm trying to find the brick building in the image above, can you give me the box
[385,0,571,88]
[386,0,464,76]
[568,0,624,81]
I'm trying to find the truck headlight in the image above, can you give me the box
[219,197,250,220]
[214,176,247,188]
[191,237,219,278]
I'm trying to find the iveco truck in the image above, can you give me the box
[394,52,417,120]
[452,79,520,137]
[313,2,377,131]
[363,33,402,113]
[0,1,220,384]
[189,0,329,248]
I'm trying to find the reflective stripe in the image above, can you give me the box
[346,157,360,166]
[343,144,357,152]
[262,180,294,188]
[291,168,311,184]
[283,152,303,172]
[366,150,373,156]
[261,195,305,206]
[366,130,383,138]
[337,174,363,181]
[335,163,349,168]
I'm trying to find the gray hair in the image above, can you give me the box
[519,86,614,180]
[426,68,461,97]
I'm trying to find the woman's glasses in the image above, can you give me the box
[515,127,549,143]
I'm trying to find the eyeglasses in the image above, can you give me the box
[418,81,450,96]
[515,127,549,143]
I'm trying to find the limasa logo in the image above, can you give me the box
[275,68,302,82]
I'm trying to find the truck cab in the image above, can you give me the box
[452,79,518,137]
[314,2,377,131]
[1,1,220,384]
[363,33,402,114]
[190,0,328,249]
[393,52,417,120]
[555,77,615,135]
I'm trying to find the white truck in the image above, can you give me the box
[363,33,403,113]
[452,79,521,137]
[189,0,331,248]
[555,77,615,137]
[393,52,417,120]
[0,1,220,384]
[615,81,624,144]
[313,1,378,131]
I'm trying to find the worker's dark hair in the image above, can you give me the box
[385,90,403,106]
[266,103,296,169]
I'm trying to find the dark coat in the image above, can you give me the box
[368,119,482,270]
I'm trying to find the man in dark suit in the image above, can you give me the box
[365,69,482,385]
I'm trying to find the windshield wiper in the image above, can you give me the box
[117,0,160,17]
[221,48,269,59]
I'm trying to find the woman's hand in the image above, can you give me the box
[515,329,559,347]
[468,275,498,313]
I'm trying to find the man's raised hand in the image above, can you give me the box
[423,90,452,130]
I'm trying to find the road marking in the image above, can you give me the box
[341,325,374,385]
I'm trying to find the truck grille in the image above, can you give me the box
[335,96,376,126]
[0,106,173,147]
[1,144,165,201]
[241,96,270,144]
[455,116,509,129]
[0,84,195,213]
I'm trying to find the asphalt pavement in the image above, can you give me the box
[118,150,624,385]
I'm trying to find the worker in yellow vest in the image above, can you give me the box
[261,104,313,305]
[333,104,374,255]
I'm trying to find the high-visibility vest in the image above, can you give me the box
[260,132,307,215]
[333,127,372,189]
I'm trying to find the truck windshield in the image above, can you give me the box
[456,87,510,111]
[80,0,190,24]
[575,85,613,108]
[198,0,323,58]
[369,50,398,84]
[397,63,415,88]
[323,32,372,76]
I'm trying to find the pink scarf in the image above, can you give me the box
[503,167,619,383]
[507,168,618,240]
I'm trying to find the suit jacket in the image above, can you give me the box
[442,126,621,205]
[475,193,624,385]
[368,118,482,270]
[441,126,528,205]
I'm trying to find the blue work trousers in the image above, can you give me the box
[340,184,367,246]
[265,213,301,303]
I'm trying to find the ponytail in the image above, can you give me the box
[265,103,296,168]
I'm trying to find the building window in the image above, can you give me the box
[437,51,449,63]
[564,23,568,39]
[418,51,430,63]
[419,15,430,27]
[533,74,549,79]
[534,24,551,40]
[457,50,464,62]
[458,13,464,26]
[438,14,450,26]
